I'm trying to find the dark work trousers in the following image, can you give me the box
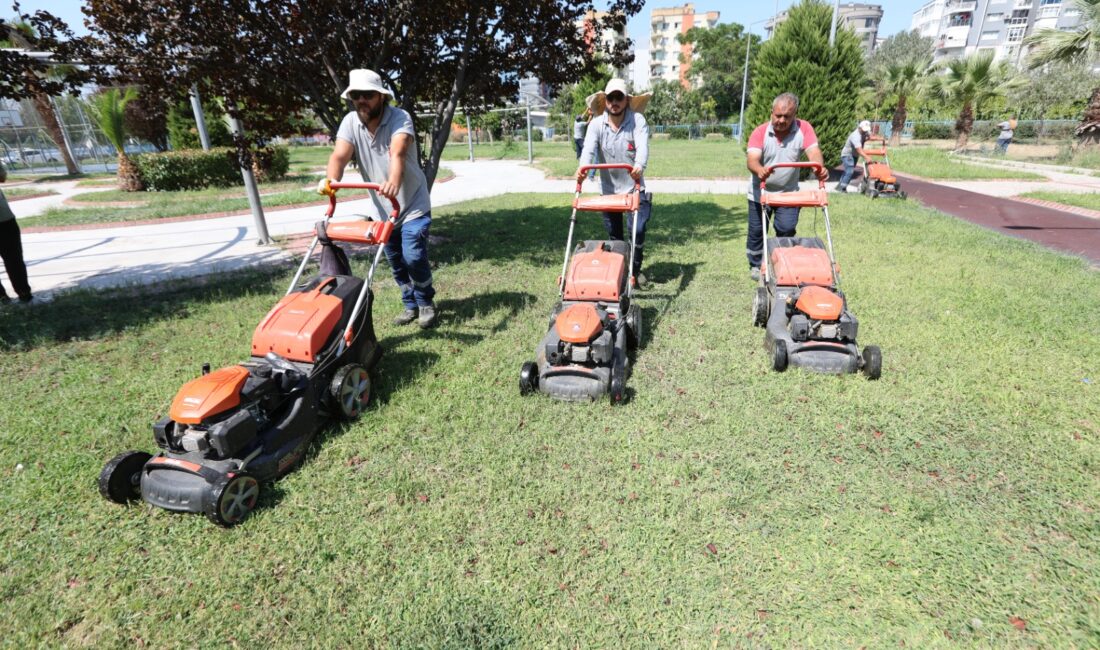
[0,218,31,300]
[746,199,800,269]
[601,192,652,276]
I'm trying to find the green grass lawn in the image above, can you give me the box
[1,193,1098,645]
[442,139,746,179]
[288,145,334,173]
[1018,190,1100,211]
[891,147,1046,180]
[1,186,58,199]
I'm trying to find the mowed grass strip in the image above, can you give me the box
[1018,190,1100,212]
[890,147,1046,180]
[0,193,1097,646]
[443,138,746,179]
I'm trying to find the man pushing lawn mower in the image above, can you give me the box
[318,69,437,329]
[745,92,828,283]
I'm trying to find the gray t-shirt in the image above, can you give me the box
[998,121,1013,139]
[841,128,865,158]
[336,105,430,222]
[746,118,820,203]
[579,109,649,195]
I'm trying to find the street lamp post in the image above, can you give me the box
[737,19,771,143]
[829,0,840,46]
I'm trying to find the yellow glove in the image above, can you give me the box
[316,178,335,196]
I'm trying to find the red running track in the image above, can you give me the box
[896,173,1100,266]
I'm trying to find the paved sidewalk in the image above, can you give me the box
[10,161,747,299]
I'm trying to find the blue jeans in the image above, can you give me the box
[384,214,435,310]
[837,154,857,190]
[996,137,1011,154]
[602,192,652,275]
[746,199,799,268]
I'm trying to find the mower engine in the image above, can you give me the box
[544,303,614,366]
[786,286,859,343]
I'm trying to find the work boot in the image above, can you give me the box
[417,304,437,329]
[749,267,760,282]
[393,308,418,326]
[17,294,32,303]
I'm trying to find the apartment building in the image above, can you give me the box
[648,3,720,89]
[766,3,884,54]
[577,10,631,80]
[912,0,1084,64]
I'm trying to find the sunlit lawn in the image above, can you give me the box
[1018,190,1100,211]
[1,192,1097,646]
[891,147,1045,180]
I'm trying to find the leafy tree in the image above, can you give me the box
[123,90,170,152]
[883,59,931,145]
[1008,61,1098,141]
[549,62,612,134]
[1025,0,1100,144]
[925,52,1019,150]
[87,87,143,190]
[744,0,865,167]
[166,97,233,150]
[85,0,643,188]
[866,30,935,81]
[678,23,760,120]
[0,15,93,175]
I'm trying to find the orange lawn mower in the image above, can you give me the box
[859,136,906,199]
[750,162,882,378]
[99,183,398,526]
[519,163,643,404]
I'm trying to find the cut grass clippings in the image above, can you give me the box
[890,147,1045,180]
[1018,190,1100,212]
[1,193,1098,646]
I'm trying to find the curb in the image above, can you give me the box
[1010,196,1100,221]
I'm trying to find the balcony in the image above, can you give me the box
[947,1,977,12]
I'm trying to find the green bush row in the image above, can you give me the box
[913,123,954,139]
[133,146,289,191]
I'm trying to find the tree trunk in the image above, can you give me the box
[890,94,907,147]
[30,92,79,175]
[1075,85,1100,147]
[954,101,973,151]
[116,152,144,192]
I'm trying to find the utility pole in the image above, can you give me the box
[829,0,840,46]
[189,83,212,151]
[525,100,533,164]
[225,107,271,245]
[465,113,474,162]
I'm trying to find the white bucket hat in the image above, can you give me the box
[585,77,652,117]
[341,69,394,100]
[859,120,872,132]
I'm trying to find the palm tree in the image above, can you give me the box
[884,59,930,146]
[1,22,81,175]
[1025,0,1100,145]
[926,53,1018,151]
[87,88,143,191]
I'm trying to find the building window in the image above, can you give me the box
[1039,6,1059,17]
[1007,26,1026,41]
[1065,8,1082,16]
[947,12,972,27]
[986,12,1003,21]
[1039,0,1060,5]
[981,30,999,40]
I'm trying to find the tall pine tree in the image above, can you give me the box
[744,0,864,167]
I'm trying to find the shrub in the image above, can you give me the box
[532,129,544,142]
[668,127,691,140]
[913,122,954,139]
[251,146,290,183]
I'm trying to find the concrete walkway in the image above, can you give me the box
[10,161,747,299]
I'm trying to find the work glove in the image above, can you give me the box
[316,178,335,196]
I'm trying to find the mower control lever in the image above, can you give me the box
[575,163,641,194]
[761,162,827,189]
[325,182,401,221]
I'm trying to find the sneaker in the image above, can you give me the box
[417,305,437,329]
[17,294,32,303]
[749,267,761,282]
[835,184,847,193]
[393,308,418,326]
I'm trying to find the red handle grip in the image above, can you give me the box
[760,162,826,190]
[325,182,400,220]
[576,163,641,193]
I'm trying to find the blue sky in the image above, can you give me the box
[25,1,927,50]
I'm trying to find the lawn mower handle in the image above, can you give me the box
[761,162,826,189]
[325,182,401,220]
[576,163,641,193]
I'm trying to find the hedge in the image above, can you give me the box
[134,146,290,191]
[913,123,954,140]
